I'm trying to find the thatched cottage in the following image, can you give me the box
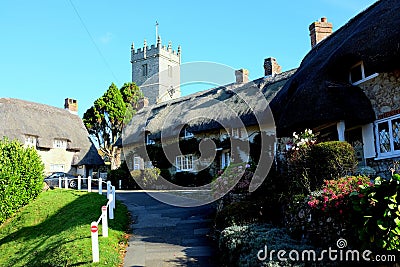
[0,98,103,176]
[122,62,294,182]
[122,0,400,181]
[271,0,400,177]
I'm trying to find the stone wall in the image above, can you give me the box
[359,70,400,117]
[366,157,399,179]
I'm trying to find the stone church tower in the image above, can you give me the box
[131,36,181,105]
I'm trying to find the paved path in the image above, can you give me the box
[117,191,217,267]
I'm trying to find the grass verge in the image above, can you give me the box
[0,189,130,267]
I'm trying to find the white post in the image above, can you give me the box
[88,176,92,192]
[101,206,108,237]
[119,180,122,189]
[58,176,62,188]
[108,194,114,220]
[91,222,99,262]
[98,178,103,195]
[107,181,111,199]
[112,186,116,210]
[337,120,346,141]
[78,175,81,190]
[65,177,68,189]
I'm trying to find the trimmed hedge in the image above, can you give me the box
[0,138,44,223]
[308,141,357,188]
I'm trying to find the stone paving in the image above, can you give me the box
[117,191,217,267]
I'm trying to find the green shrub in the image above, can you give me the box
[130,167,160,189]
[108,162,139,189]
[308,141,357,188]
[215,201,262,230]
[0,138,44,223]
[351,175,400,251]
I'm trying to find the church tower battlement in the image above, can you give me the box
[131,35,181,105]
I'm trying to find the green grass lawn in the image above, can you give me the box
[0,189,130,267]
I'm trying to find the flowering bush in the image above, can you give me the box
[285,129,317,194]
[287,129,316,150]
[307,176,372,213]
[285,176,372,247]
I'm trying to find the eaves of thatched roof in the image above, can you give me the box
[0,98,103,166]
[271,0,400,136]
[123,69,295,146]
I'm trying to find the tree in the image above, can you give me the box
[83,82,142,169]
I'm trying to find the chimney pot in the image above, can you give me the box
[264,57,282,76]
[235,69,249,84]
[309,17,333,48]
[137,97,149,110]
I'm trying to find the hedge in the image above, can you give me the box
[0,138,44,223]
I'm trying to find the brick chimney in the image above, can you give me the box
[264,57,281,76]
[64,98,78,114]
[309,17,333,48]
[235,69,249,84]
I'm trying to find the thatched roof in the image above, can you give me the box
[123,69,295,146]
[0,98,103,166]
[271,0,400,136]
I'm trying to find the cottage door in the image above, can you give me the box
[345,127,366,167]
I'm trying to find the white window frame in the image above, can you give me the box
[183,128,194,139]
[53,139,67,149]
[374,114,400,159]
[349,61,378,86]
[133,156,141,170]
[221,151,230,169]
[25,135,37,148]
[176,154,194,172]
[50,164,65,172]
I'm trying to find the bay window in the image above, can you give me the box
[375,114,400,158]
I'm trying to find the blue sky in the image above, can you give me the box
[0,0,377,117]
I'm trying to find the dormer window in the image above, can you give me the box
[231,128,242,138]
[54,139,67,149]
[146,133,155,145]
[25,135,37,148]
[183,128,194,139]
[349,61,378,85]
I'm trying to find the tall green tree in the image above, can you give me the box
[83,82,142,169]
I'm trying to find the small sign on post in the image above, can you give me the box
[98,178,103,195]
[88,176,92,192]
[91,222,99,262]
[101,206,108,237]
